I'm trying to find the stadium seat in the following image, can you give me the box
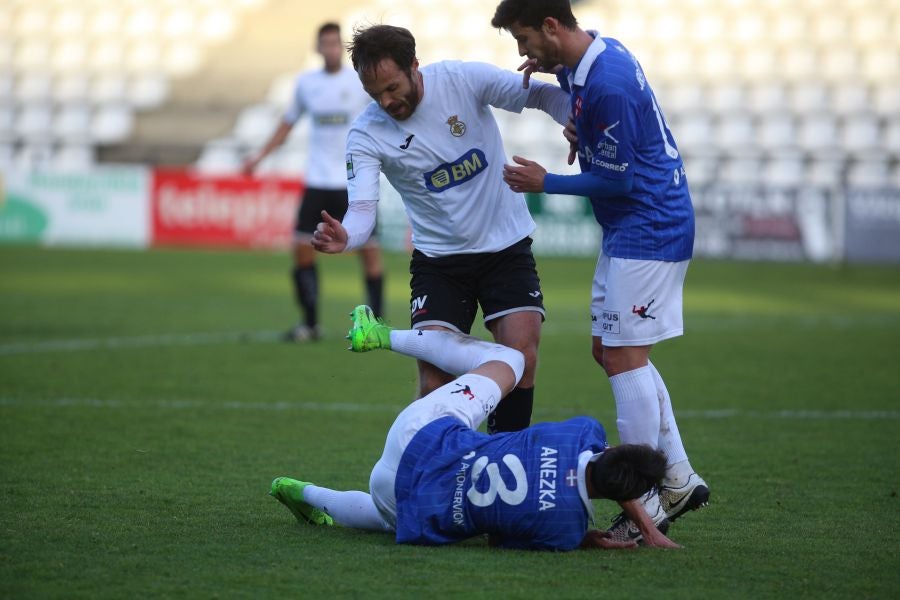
[14,40,52,74]
[749,82,789,116]
[715,113,755,150]
[90,104,134,144]
[846,156,891,188]
[863,47,900,83]
[126,41,163,74]
[15,104,54,142]
[52,40,89,73]
[90,75,128,105]
[798,113,840,153]
[820,47,860,84]
[807,156,845,188]
[54,104,93,142]
[883,118,900,155]
[52,7,86,38]
[13,143,54,171]
[719,154,763,186]
[830,83,871,117]
[790,82,830,114]
[266,72,297,108]
[707,84,745,117]
[195,138,242,174]
[52,144,95,171]
[780,46,819,81]
[873,84,900,117]
[664,84,705,115]
[233,103,281,146]
[90,40,126,73]
[681,153,718,187]
[53,74,91,105]
[128,74,170,110]
[764,151,806,188]
[758,113,797,152]
[164,42,203,77]
[841,114,882,154]
[14,74,54,105]
[673,113,714,153]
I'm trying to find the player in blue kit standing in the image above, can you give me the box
[490,0,709,542]
[270,305,680,551]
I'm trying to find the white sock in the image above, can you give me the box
[609,365,660,447]
[665,459,696,488]
[647,361,689,468]
[389,330,524,383]
[302,485,393,532]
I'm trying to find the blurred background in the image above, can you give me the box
[1,0,899,262]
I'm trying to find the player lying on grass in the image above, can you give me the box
[270,306,680,550]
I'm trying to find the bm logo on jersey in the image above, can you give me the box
[424,148,488,193]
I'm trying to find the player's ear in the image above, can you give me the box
[542,17,558,36]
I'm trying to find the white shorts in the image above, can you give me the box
[591,255,689,347]
[368,373,502,528]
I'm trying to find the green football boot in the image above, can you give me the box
[347,305,392,352]
[269,477,334,526]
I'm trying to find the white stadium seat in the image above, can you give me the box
[54,74,91,104]
[195,138,242,174]
[15,104,54,142]
[883,118,900,155]
[90,74,128,105]
[91,104,134,144]
[841,114,882,154]
[706,84,745,117]
[807,156,845,188]
[790,82,830,114]
[673,113,714,152]
[53,143,95,171]
[54,104,93,142]
[847,157,891,188]
[873,85,900,117]
[715,113,755,150]
[764,152,807,188]
[758,114,797,152]
[15,74,53,104]
[128,74,170,110]
[830,83,871,116]
[798,113,840,153]
[233,103,281,146]
[719,154,763,186]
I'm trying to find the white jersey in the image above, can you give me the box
[285,66,371,190]
[346,61,536,257]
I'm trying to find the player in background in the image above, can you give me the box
[243,23,384,342]
[312,25,571,434]
[490,0,709,542]
[270,305,681,550]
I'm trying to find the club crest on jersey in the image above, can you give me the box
[423,148,488,193]
[446,115,467,137]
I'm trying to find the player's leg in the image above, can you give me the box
[286,189,328,341]
[480,237,545,433]
[348,305,525,395]
[407,250,479,397]
[270,477,393,532]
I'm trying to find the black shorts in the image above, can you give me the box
[409,237,545,333]
[294,188,348,234]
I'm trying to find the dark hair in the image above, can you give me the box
[348,24,417,75]
[318,22,341,39]
[491,0,578,31]
[590,444,666,501]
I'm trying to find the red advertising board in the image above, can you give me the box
[151,170,303,249]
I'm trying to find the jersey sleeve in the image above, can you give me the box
[584,91,639,181]
[283,76,306,125]
[460,61,530,113]
[345,126,381,202]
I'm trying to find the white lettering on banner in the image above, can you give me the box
[157,184,296,234]
[538,446,558,511]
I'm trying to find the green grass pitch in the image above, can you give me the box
[1,246,898,598]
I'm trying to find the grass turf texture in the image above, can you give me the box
[1,246,898,598]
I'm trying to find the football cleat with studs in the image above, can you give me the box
[346,305,392,352]
[659,473,710,521]
[270,477,334,526]
[606,490,670,545]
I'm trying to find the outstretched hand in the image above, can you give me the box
[503,156,547,193]
[310,210,348,254]
[580,529,638,550]
[517,58,563,89]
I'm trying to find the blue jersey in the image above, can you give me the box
[559,35,694,261]
[394,416,608,551]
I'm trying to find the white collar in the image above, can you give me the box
[577,450,598,524]
[568,31,607,88]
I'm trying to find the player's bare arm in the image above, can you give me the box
[620,499,681,549]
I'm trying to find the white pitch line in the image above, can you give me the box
[0,396,897,420]
[0,331,282,355]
